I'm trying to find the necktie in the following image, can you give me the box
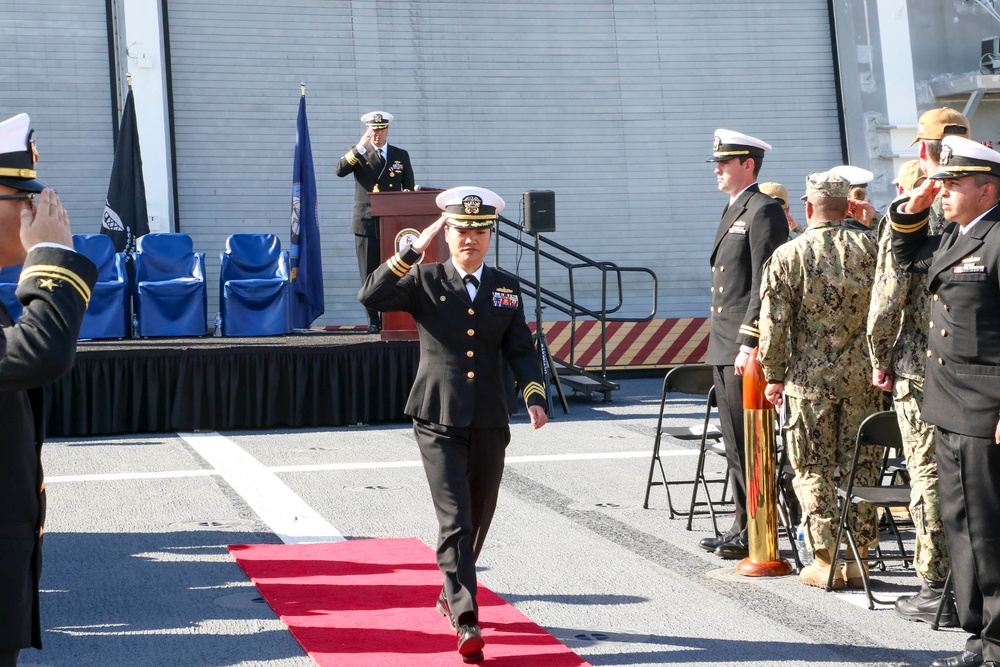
[371,148,384,165]
[463,274,479,299]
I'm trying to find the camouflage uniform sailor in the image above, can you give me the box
[759,171,881,590]
[869,108,970,629]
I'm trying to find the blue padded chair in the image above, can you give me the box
[72,234,129,339]
[0,263,22,322]
[219,233,291,336]
[134,233,207,337]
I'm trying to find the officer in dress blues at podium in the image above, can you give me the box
[336,110,414,332]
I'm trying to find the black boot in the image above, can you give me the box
[896,579,959,627]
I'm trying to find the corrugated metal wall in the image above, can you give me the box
[0,1,115,230]
[167,0,843,326]
[7,0,842,328]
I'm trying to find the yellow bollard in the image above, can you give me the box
[737,349,792,577]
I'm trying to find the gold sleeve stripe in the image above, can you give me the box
[890,217,929,233]
[523,381,546,403]
[344,151,359,165]
[20,265,92,305]
[739,324,760,336]
[386,253,412,278]
[0,167,37,178]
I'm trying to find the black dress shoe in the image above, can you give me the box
[457,624,485,659]
[699,533,735,552]
[462,650,484,664]
[435,595,456,630]
[366,324,380,334]
[931,650,984,667]
[715,536,749,559]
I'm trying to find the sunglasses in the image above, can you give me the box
[0,193,36,204]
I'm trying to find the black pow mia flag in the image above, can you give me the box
[101,86,149,254]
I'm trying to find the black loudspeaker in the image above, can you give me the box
[523,190,555,234]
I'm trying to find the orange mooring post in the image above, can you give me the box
[737,349,792,577]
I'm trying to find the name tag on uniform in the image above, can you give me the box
[728,220,748,235]
[493,287,519,309]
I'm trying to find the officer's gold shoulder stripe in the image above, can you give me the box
[20,265,92,305]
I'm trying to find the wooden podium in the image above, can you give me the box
[370,190,446,340]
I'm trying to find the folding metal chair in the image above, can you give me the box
[826,411,912,608]
[643,364,732,535]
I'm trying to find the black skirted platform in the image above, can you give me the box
[44,332,420,437]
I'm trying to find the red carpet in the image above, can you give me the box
[228,538,591,666]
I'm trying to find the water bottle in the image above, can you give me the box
[213,312,223,337]
[796,522,813,565]
[131,312,139,339]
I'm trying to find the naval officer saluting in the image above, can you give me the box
[359,186,547,664]
[889,136,1000,667]
[337,110,414,332]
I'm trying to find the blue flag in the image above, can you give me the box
[289,92,324,328]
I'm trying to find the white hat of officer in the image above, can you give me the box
[708,129,772,162]
[360,111,393,129]
[0,113,46,193]
[829,165,874,186]
[931,136,1000,179]
[435,186,505,229]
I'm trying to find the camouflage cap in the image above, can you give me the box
[892,159,925,191]
[910,107,970,146]
[799,171,851,200]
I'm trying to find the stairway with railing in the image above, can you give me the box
[491,214,658,402]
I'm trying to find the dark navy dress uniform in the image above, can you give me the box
[335,111,414,329]
[707,181,788,544]
[890,135,1000,667]
[0,247,96,655]
[0,114,99,663]
[358,187,545,655]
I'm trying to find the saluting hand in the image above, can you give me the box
[357,127,373,150]
[21,188,72,250]
[902,178,942,215]
[411,215,446,254]
[528,405,547,429]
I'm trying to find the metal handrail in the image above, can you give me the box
[492,214,657,378]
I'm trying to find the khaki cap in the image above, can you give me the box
[911,107,970,146]
[892,159,925,191]
[758,182,789,209]
[800,171,850,200]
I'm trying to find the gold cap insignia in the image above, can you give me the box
[713,135,721,151]
[373,114,383,124]
[940,145,952,165]
[463,195,482,215]
[29,130,38,165]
